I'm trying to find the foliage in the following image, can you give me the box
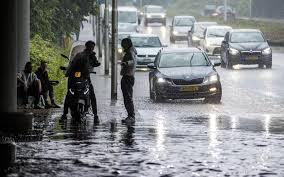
[30,35,68,103]
[31,0,99,42]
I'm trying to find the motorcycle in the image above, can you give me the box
[60,54,95,121]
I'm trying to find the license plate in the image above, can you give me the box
[181,86,199,92]
[144,58,151,62]
[247,55,258,60]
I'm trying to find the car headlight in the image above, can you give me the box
[157,78,166,83]
[118,48,123,54]
[192,36,200,41]
[262,48,272,55]
[147,14,151,18]
[229,48,240,55]
[173,31,178,35]
[203,74,218,83]
[161,14,165,18]
[140,12,144,15]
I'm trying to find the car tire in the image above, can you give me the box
[144,19,148,26]
[258,63,264,69]
[266,63,272,69]
[153,91,163,103]
[149,83,154,100]
[204,86,222,104]
[225,53,233,69]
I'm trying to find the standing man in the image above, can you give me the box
[120,38,136,123]
[35,60,60,108]
[61,41,101,122]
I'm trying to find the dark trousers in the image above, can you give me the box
[17,82,40,105]
[42,84,55,105]
[121,76,135,117]
[63,78,97,116]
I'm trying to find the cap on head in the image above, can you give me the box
[40,60,48,65]
[121,38,133,50]
[85,40,96,49]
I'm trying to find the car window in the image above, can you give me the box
[193,23,217,37]
[159,52,209,68]
[230,32,265,43]
[118,11,137,23]
[207,28,231,38]
[131,36,162,48]
[174,18,195,26]
[146,7,163,13]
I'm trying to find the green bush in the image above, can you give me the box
[30,35,68,103]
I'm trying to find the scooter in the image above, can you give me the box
[60,54,94,122]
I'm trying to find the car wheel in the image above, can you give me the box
[225,53,233,69]
[204,86,222,104]
[144,19,148,26]
[153,91,163,103]
[258,63,264,69]
[266,63,272,69]
[149,82,154,100]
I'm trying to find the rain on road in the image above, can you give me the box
[7,19,284,177]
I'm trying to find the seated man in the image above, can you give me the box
[35,60,60,108]
[17,62,42,109]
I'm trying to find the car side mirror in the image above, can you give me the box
[266,39,271,43]
[213,60,221,67]
[162,43,168,47]
[147,63,157,69]
[222,41,227,45]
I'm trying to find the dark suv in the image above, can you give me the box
[220,29,272,69]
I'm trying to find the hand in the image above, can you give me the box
[121,62,127,66]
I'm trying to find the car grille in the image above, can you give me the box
[241,51,262,58]
[137,55,156,58]
[172,78,204,85]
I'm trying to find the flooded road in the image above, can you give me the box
[5,20,284,176]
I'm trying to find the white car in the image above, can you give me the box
[143,5,166,26]
[129,33,164,67]
[188,22,218,47]
[200,25,232,56]
[170,16,196,43]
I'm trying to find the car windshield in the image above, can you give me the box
[146,7,163,13]
[230,32,265,43]
[118,11,137,23]
[159,52,210,68]
[131,36,161,48]
[174,18,195,26]
[194,23,217,37]
[207,28,231,38]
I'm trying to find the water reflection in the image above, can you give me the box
[146,26,152,34]
[264,115,271,137]
[155,112,166,152]
[121,125,135,147]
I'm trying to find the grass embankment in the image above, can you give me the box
[167,2,284,46]
[30,35,69,103]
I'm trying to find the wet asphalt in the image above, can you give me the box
[5,20,284,176]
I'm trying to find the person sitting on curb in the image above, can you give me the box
[35,60,60,109]
[17,62,42,109]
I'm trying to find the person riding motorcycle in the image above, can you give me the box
[61,40,100,122]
